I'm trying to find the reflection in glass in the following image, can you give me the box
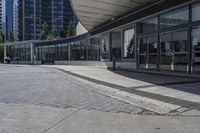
[111,31,122,61]
[10,43,31,62]
[138,17,158,34]
[88,37,101,61]
[123,28,135,59]
[57,44,62,61]
[160,30,188,71]
[62,43,68,60]
[192,26,200,72]
[101,34,109,60]
[192,3,200,22]
[139,35,157,69]
[160,8,189,29]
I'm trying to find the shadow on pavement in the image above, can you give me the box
[109,69,200,95]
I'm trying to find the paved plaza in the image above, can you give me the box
[0,65,145,114]
[46,65,200,114]
[0,64,200,133]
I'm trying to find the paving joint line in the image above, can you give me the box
[42,109,80,133]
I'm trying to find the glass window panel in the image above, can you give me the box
[62,43,68,60]
[88,37,101,61]
[123,28,135,59]
[16,44,21,61]
[80,40,87,60]
[138,17,158,34]
[160,30,188,71]
[139,35,157,69]
[101,34,109,60]
[192,26,200,72]
[192,3,200,22]
[160,8,189,29]
[26,44,31,61]
[48,45,55,63]
[111,31,122,60]
[21,44,26,61]
[57,44,62,60]
[70,42,75,60]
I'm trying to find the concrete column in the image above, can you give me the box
[4,44,7,63]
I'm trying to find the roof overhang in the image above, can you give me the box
[71,0,192,35]
[70,0,158,31]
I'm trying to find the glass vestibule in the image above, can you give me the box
[139,35,158,69]
[160,30,188,72]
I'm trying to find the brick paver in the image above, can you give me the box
[0,65,144,114]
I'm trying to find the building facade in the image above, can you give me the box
[0,0,2,30]
[5,0,200,74]
[13,0,77,41]
[1,0,14,41]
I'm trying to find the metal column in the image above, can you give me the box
[3,44,7,63]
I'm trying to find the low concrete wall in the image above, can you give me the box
[11,61,32,64]
[10,60,136,70]
[55,61,136,70]
[11,61,42,65]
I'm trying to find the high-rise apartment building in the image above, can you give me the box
[13,0,22,41]
[1,0,14,40]
[14,0,77,41]
[0,0,3,31]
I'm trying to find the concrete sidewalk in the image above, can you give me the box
[0,102,200,133]
[43,65,200,115]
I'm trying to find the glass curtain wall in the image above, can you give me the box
[138,6,191,72]
[159,7,189,72]
[10,44,31,62]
